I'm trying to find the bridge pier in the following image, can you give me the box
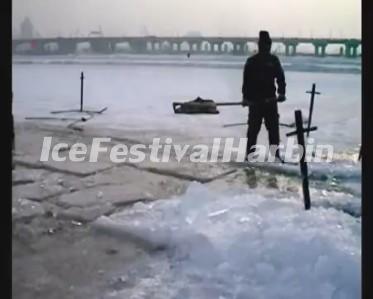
[352,45,358,57]
[29,41,47,54]
[130,40,148,53]
[219,43,225,54]
[210,43,219,53]
[176,42,182,53]
[345,45,351,57]
[57,39,77,54]
[199,42,208,54]
[197,42,204,53]
[221,42,232,54]
[219,43,224,53]
[233,42,245,56]
[149,41,157,53]
[172,43,180,52]
[313,42,327,57]
[292,44,298,56]
[313,44,318,57]
[284,42,298,56]
[155,42,162,53]
[246,43,254,55]
[190,43,200,53]
[90,40,112,53]
[221,43,232,54]
[339,46,344,56]
[345,41,359,58]
[109,42,116,52]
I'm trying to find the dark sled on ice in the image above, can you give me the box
[173,97,242,114]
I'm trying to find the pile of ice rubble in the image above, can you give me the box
[94,182,361,299]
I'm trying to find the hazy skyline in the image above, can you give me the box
[13,0,361,38]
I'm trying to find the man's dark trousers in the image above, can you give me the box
[246,102,280,157]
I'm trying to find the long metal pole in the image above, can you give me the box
[306,83,320,137]
[295,110,311,210]
[12,92,14,151]
[80,72,84,112]
[215,102,243,106]
[307,84,316,137]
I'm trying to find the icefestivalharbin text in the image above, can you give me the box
[39,137,334,163]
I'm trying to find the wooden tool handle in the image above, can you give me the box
[215,102,243,106]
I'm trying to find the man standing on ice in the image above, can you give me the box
[242,30,286,162]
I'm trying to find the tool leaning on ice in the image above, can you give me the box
[242,30,287,162]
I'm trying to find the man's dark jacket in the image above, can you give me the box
[242,53,286,102]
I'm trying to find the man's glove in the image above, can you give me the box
[242,98,249,107]
[277,94,286,102]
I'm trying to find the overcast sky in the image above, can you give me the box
[13,0,361,38]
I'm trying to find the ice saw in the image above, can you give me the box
[172,96,278,114]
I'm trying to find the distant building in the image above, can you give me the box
[20,17,34,39]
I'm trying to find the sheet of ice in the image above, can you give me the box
[95,183,361,299]
[13,55,361,152]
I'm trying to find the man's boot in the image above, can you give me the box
[274,149,284,163]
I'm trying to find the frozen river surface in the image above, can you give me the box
[13,54,361,298]
[13,54,361,152]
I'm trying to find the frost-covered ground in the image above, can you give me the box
[95,183,361,299]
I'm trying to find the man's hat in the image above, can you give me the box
[259,31,272,44]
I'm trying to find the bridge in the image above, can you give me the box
[12,36,361,58]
